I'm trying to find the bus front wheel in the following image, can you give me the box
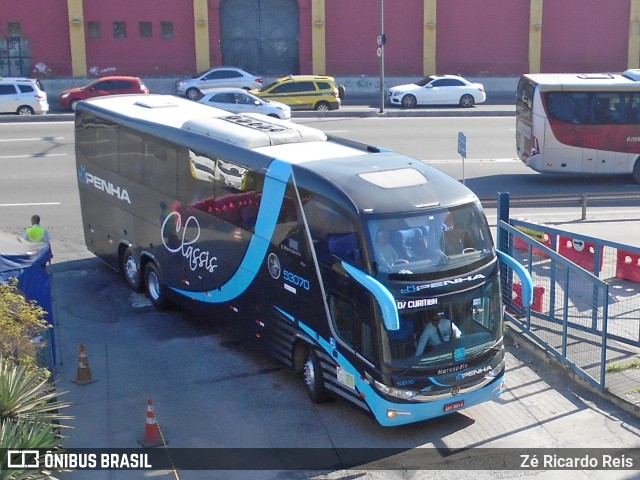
[144,262,169,309]
[633,159,640,184]
[303,349,330,403]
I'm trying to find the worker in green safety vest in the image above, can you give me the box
[23,214,51,243]
[22,214,53,263]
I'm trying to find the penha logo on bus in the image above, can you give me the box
[401,274,486,294]
[78,165,131,204]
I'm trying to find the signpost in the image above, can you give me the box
[378,0,385,114]
[458,131,467,184]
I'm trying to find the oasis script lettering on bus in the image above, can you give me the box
[161,212,218,273]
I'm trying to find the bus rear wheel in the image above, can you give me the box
[144,262,169,309]
[303,348,330,403]
[121,248,142,292]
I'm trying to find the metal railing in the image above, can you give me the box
[481,192,640,220]
[496,193,640,392]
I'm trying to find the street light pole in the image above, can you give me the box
[379,0,385,113]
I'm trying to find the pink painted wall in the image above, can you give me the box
[0,0,72,76]
[0,1,638,78]
[207,0,224,69]
[83,2,195,77]
[541,0,629,72]
[297,0,313,74]
[325,0,423,75]
[436,0,529,76]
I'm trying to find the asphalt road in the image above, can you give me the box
[1,118,639,479]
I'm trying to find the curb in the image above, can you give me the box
[0,107,516,124]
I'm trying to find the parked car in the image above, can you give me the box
[0,77,49,115]
[251,75,344,111]
[387,75,486,108]
[175,67,263,100]
[59,76,149,111]
[198,87,291,120]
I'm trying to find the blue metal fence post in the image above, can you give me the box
[549,234,557,320]
[591,241,603,330]
[497,192,510,254]
[497,192,513,316]
[599,283,609,390]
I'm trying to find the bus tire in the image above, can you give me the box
[121,247,142,292]
[303,348,330,403]
[144,262,169,309]
[633,159,640,184]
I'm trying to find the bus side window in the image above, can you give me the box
[328,293,375,361]
[119,130,144,183]
[273,183,308,260]
[302,195,362,267]
[145,141,177,195]
[94,121,119,172]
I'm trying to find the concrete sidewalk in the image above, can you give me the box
[0,99,516,123]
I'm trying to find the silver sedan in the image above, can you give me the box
[197,87,291,120]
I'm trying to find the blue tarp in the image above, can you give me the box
[0,231,55,367]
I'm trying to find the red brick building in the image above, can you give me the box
[1,0,638,79]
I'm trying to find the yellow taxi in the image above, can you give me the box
[251,75,344,111]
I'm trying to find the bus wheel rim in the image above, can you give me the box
[304,357,315,389]
[148,272,160,300]
[125,256,138,285]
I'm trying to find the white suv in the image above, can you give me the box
[0,77,49,115]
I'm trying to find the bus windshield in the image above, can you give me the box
[383,277,502,369]
[367,202,494,275]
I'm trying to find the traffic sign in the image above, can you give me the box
[457,131,467,158]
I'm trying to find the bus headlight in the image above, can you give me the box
[373,379,419,400]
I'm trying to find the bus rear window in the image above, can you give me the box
[517,77,535,109]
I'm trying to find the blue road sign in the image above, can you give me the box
[458,131,466,158]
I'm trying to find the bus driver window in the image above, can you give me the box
[415,311,461,356]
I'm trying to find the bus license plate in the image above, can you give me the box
[444,400,464,412]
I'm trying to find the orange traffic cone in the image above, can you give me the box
[138,398,166,448]
[71,344,96,385]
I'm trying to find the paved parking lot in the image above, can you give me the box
[49,255,640,480]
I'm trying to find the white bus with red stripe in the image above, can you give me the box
[516,70,640,182]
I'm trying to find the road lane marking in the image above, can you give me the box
[0,202,61,207]
[0,137,64,142]
[0,154,67,159]
[425,158,518,163]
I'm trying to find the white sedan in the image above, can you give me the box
[197,88,291,120]
[388,75,486,108]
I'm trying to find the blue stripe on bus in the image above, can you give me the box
[274,305,503,427]
[341,261,400,331]
[171,158,291,302]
